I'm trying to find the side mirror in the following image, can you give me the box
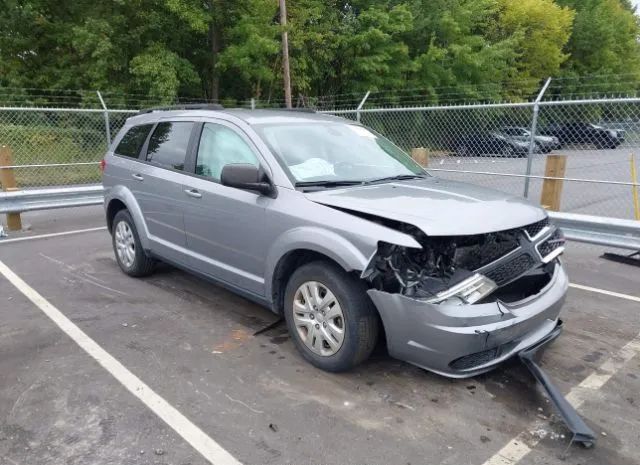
[220,164,275,197]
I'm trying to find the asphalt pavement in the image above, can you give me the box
[0,207,639,465]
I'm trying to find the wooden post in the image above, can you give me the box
[0,145,22,231]
[411,147,429,167]
[540,154,567,211]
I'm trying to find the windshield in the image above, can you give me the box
[253,122,426,184]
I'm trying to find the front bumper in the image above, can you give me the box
[368,263,568,378]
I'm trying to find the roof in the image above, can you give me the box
[125,107,347,126]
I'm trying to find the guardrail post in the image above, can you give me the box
[0,146,23,231]
[541,154,567,211]
[411,147,429,167]
[524,78,552,198]
[356,90,371,123]
[97,91,111,148]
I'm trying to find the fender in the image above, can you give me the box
[104,185,151,251]
[264,226,374,300]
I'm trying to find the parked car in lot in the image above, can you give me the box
[498,126,562,152]
[543,122,625,149]
[455,131,541,157]
[103,105,567,378]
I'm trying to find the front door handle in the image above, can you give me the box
[184,188,202,199]
[131,173,144,181]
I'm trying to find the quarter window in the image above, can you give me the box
[146,122,194,171]
[196,123,259,181]
[114,124,153,158]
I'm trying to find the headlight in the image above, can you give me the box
[422,274,497,305]
[516,141,529,148]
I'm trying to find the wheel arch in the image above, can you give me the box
[104,187,150,250]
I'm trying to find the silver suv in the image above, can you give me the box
[102,105,568,377]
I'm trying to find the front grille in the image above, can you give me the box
[485,253,535,286]
[537,229,565,259]
[450,347,499,370]
[523,217,549,238]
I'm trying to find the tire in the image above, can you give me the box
[111,209,155,277]
[501,145,515,157]
[456,144,468,157]
[283,261,380,372]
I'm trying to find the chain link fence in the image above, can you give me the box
[2,92,640,221]
[327,97,640,220]
[0,107,134,188]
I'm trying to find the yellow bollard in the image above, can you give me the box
[632,154,640,221]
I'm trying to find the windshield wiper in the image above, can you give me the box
[366,174,428,184]
[295,180,365,189]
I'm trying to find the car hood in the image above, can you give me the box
[305,177,547,236]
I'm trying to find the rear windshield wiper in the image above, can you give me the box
[366,174,428,184]
[295,180,365,189]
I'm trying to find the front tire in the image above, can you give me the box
[283,261,379,372]
[112,209,155,277]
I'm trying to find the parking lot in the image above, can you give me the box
[1,206,639,465]
[433,147,640,220]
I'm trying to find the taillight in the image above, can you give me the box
[99,159,106,173]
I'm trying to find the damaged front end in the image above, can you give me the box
[362,217,568,377]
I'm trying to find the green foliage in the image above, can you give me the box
[1,0,639,104]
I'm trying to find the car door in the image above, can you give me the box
[132,120,196,265]
[182,120,270,296]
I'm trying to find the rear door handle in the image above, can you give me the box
[131,173,144,181]
[184,188,202,199]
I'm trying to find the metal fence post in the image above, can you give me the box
[251,98,256,110]
[356,90,371,123]
[96,91,111,149]
[524,78,552,198]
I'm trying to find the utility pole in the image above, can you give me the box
[279,0,292,108]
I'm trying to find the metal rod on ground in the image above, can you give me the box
[279,0,292,109]
[0,146,22,231]
[356,90,371,123]
[524,77,552,198]
[96,91,111,148]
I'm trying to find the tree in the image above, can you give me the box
[557,0,640,94]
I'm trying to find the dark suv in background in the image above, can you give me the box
[544,122,625,149]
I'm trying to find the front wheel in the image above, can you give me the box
[283,261,379,372]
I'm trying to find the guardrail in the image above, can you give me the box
[548,211,640,250]
[1,184,638,253]
[0,185,104,215]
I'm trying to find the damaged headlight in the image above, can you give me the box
[421,273,497,305]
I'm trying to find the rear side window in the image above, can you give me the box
[145,122,194,171]
[114,124,153,158]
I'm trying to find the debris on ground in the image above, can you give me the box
[269,423,278,433]
[154,449,165,456]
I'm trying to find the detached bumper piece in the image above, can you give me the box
[519,321,597,448]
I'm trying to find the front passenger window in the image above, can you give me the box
[196,123,259,181]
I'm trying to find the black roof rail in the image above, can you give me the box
[277,107,316,113]
[137,103,224,114]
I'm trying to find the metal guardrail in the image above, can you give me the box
[0,185,104,214]
[1,183,638,252]
[549,211,640,250]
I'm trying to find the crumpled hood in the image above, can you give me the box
[305,177,547,236]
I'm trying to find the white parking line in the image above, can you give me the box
[0,260,241,465]
[569,283,640,303]
[0,227,107,245]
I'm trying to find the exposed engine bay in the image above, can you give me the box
[364,218,565,304]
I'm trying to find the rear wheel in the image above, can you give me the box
[112,209,155,277]
[284,261,379,372]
